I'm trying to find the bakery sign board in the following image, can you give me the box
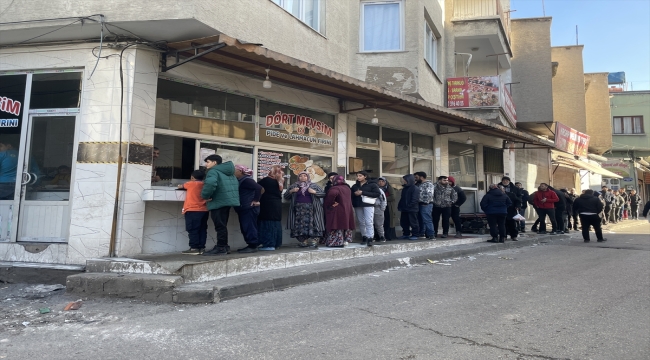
[554,122,590,157]
[447,76,516,126]
[264,111,333,146]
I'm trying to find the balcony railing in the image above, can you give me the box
[453,0,511,42]
[446,76,517,127]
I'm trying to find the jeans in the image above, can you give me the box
[579,214,604,241]
[400,211,419,237]
[236,207,260,246]
[610,207,620,223]
[536,208,557,232]
[373,206,385,238]
[210,207,231,247]
[259,220,283,248]
[486,213,507,239]
[417,203,434,236]
[432,206,451,235]
[185,211,209,249]
[355,207,375,238]
[451,206,462,234]
[518,208,527,230]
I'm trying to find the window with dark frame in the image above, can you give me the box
[483,146,504,174]
[612,116,644,134]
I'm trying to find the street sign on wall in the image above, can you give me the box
[554,122,590,157]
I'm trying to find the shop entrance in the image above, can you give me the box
[16,114,76,242]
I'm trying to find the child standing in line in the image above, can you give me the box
[179,170,208,255]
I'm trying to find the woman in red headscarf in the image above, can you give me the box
[323,175,355,247]
[258,165,285,251]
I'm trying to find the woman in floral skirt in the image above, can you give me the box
[323,175,355,247]
[284,171,325,247]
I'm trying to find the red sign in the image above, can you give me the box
[555,122,590,157]
[447,76,516,127]
[447,78,469,107]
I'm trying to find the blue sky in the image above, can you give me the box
[511,0,650,90]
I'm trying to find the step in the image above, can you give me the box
[85,236,489,283]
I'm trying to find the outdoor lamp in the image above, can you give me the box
[263,68,272,89]
[466,136,472,144]
[371,108,379,124]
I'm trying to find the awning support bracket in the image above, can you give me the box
[503,139,553,150]
[437,125,489,135]
[338,100,373,114]
[544,122,555,136]
[162,43,226,72]
[552,164,560,174]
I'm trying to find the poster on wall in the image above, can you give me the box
[258,149,331,187]
[554,122,590,157]
[0,74,27,135]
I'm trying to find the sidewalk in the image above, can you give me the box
[66,232,571,303]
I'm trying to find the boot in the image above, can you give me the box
[487,237,498,243]
[361,236,368,245]
[367,237,374,247]
[379,236,386,243]
[454,232,463,238]
[499,236,505,243]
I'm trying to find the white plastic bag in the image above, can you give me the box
[512,214,525,221]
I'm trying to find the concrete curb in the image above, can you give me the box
[67,234,569,303]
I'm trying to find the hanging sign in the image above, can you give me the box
[554,122,590,157]
[264,111,333,146]
[0,74,27,134]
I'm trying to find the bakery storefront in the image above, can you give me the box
[144,77,336,253]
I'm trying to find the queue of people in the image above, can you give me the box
[177,155,647,256]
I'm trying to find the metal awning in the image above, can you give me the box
[554,156,623,179]
[165,34,555,146]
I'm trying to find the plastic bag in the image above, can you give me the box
[512,214,525,221]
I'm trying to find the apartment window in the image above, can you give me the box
[272,0,323,33]
[360,1,404,52]
[424,22,438,73]
[613,116,644,134]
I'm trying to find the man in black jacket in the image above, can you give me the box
[573,189,606,243]
[398,174,421,240]
[499,176,521,202]
[628,190,642,220]
[448,176,466,238]
[549,185,567,233]
[515,182,529,232]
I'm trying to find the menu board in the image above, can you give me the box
[258,149,332,187]
[257,151,287,179]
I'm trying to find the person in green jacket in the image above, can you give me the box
[201,154,241,256]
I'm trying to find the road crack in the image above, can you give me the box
[356,308,569,360]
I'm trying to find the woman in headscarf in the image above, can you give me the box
[234,165,263,253]
[377,177,398,240]
[323,175,355,247]
[258,165,284,251]
[283,171,326,247]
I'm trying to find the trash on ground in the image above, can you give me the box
[369,274,380,277]
[436,263,452,266]
[382,270,390,272]
[39,307,51,314]
[64,300,83,311]
[427,259,438,264]
[467,256,476,261]
[499,256,514,260]
[442,259,457,262]
[21,322,30,327]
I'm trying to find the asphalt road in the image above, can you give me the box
[2,221,649,360]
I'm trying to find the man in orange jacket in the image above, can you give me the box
[532,183,560,235]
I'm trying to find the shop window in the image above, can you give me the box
[448,141,476,187]
[483,146,504,174]
[259,101,335,151]
[153,134,197,185]
[382,127,409,175]
[155,79,255,141]
[199,142,254,172]
[360,1,404,52]
[30,72,82,109]
[357,122,379,146]
[355,148,380,177]
[412,133,434,177]
[257,148,332,188]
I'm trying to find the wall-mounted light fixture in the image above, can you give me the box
[371,108,379,124]
[466,136,472,145]
[262,68,272,89]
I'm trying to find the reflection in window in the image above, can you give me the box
[382,128,409,175]
[155,79,255,140]
[357,122,379,145]
[448,141,476,188]
[412,133,433,156]
[30,72,82,109]
[355,148,380,177]
[199,143,254,173]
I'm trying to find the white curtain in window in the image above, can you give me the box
[425,23,437,69]
[613,117,622,133]
[633,116,642,133]
[623,116,632,134]
[303,0,318,29]
[363,3,401,51]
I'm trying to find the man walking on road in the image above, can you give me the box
[431,176,457,238]
[533,183,559,235]
[573,189,607,243]
[201,155,240,256]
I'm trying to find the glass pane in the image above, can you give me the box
[258,148,332,188]
[382,128,409,175]
[304,0,319,30]
[363,3,401,51]
[623,117,632,134]
[0,74,28,200]
[259,101,335,151]
[355,148,380,177]
[357,122,379,145]
[152,134,197,186]
[199,143,254,173]
[412,158,432,177]
[30,72,82,109]
[24,116,75,201]
[412,133,433,156]
[613,118,622,134]
[155,79,255,140]
[633,117,642,133]
[448,141,476,188]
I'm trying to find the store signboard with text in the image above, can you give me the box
[554,123,590,157]
[0,74,27,134]
[447,76,516,127]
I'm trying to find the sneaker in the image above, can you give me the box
[425,235,433,240]
[238,246,258,253]
[549,231,557,235]
[487,238,498,243]
[511,237,518,241]
[408,236,418,240]
[597,238,607,242]
[203,246,229,256]
[182,248,203,255]
[258,247,275,251]
[399,235,411,240]
[520,229,526,233]
[584,239,590,242]
[531,227,538,232]
[441,234,448,238]
[454,233,463,238]
[379,237,386,243]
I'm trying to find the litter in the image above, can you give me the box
[442,259,457,262]
[21,322,30,327]
[369,274,380,277]
[64,300,83,311]
[467,256,476,261]
[499,257,514,260]
[39,308,51,314]
[436,263,451,266]
[427,259,438,264]
[382,270,390,273]
[24,284,65,293]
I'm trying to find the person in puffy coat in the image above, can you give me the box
[398,174,420,240]
[480,184,512,243]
